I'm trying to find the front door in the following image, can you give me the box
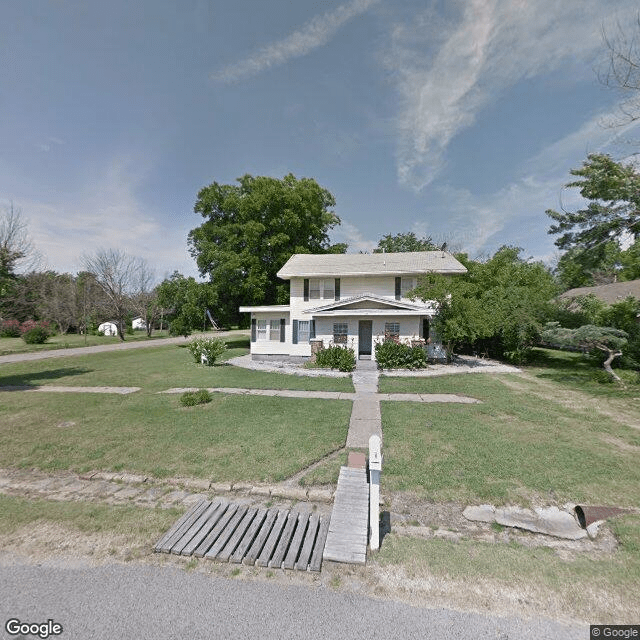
[358,320,372,358]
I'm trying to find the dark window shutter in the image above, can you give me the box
[303,279,309,301]
[251,318,256,342]
[292,320,298,344]
[335,278,340,301]
[395,277,401,300]
[310,320,316,339]
[280,318,286,342]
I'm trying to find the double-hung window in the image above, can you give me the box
[309,279,321,299]
[307,278,336,300]
[297,320,310,343]
[269,319,280,341]
[256,319,268,340]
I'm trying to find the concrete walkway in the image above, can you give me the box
[347,359,382,448]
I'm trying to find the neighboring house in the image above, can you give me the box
[98,321,118,336]
[240,251,467,362]
[132,317,147,330]
[558,279,640,306]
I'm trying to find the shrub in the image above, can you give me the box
[169,317,191,337]
[22,326,49,344]
[187,336,227,365]
[180,389,212,406]
[374,339,427,370]
[315,345,356,372]
[0,319,21,337]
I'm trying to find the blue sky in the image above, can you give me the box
[2,0,640,281]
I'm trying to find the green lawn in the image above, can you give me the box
[379,354,640,506]
[0,339,353,481]
[0,340,354,393]
[0,330,174,355]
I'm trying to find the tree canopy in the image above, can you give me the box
[373,232,438,253]
[188,173,346,326]
[412,246,557,362]
[547,153,640,287]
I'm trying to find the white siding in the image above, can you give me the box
[249,311,291,356]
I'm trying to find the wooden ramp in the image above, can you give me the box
[322,466,368,565]
[154,498,329,572]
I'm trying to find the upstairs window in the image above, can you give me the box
[309,279,321,299]
[307,278,336,300]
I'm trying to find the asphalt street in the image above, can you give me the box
[1,559,587,640]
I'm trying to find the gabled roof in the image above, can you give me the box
[558,279,640,305]
[277,251,467,279]
[302,293,429,314]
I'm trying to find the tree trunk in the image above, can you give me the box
[602,349,623,384]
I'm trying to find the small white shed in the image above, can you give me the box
[98,321,118,336]
[132,317,147,330]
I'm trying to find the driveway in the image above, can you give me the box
[0,331,248,364]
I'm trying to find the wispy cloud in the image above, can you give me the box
[3,156,198,279]
[212,0,381,83]
[411,104,640,260]
[385,0,638,191]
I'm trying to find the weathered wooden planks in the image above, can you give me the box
[155,500,329,571]
[322,466,369,565]
[153,500,210,553]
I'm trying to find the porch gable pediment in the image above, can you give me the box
[303,293,426,314]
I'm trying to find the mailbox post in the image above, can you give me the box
[368,434,382,551]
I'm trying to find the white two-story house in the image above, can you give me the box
[239,251,467,362]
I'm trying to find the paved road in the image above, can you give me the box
[0,332,247,364]
[0,559,586,640]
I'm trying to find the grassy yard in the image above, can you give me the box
[0,339,353,481]
[376,350,640,621]
[378,370,639,506]
[0,330,175,355]
[0,339,354,393]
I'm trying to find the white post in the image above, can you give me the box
[368,434,382,551]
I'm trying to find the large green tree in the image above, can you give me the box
[547,154,640,287]
[156,272,216,336]
[412,247,557,362]
[188,174,346,326]
[373,232,438,253]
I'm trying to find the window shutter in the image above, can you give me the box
[303,279,309,301]
[395,277,401,300]
[310,320,316,339]
[251,318,256,342]
[292,320,298,344]
[280,318,286,342]
[334,278,340,301]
